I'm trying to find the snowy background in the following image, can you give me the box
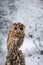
[0,0,43,65]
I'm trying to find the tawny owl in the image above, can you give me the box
[5,23,25,65]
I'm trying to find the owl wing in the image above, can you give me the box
[7,29,14,50]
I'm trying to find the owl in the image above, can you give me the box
[5,23,25,65]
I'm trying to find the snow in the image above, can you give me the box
[0,0,43,65]
[19,38,35,53]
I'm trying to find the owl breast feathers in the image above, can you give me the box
[7,23,25,51]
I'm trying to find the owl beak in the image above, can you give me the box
[17,31,19,33]
[17,29,20,33]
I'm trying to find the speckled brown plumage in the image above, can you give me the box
[5,23,25,65]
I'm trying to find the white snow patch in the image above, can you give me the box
[19,38,35,53]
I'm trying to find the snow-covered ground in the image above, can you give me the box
[0,0,43,65]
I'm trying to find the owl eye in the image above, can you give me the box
[20,27,23,30]
[14,27,17,30]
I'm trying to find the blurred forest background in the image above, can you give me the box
[0,0,43,65]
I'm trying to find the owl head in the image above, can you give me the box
[10,23,25,38]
